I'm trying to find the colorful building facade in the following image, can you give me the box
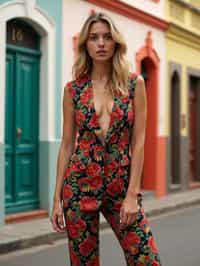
[0,0,62,224]
[62,0,168,198]
[165,0,200,193]
[0,0,172,225]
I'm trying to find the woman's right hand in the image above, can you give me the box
[50,200,66,233]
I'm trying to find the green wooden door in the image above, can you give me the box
[5,46,40,214]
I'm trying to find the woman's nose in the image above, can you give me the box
[98,37,105,46]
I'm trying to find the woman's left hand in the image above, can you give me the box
[119,193,140,229]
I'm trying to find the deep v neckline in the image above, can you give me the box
[88,76,116,142]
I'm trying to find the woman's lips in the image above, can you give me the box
[96,50,106,54]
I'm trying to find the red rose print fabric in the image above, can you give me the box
[62,73,162,265]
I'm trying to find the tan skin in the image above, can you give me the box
[50,21,147,232]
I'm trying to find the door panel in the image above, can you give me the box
[189,85,197,183]
[188,77,200,186]
[5,52,15,204]
[170,72,180,187]
[15,53,39,208]
[5,50,40,214]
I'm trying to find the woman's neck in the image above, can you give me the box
[91,61,112,81]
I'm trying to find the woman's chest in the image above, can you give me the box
[75,85,134,132]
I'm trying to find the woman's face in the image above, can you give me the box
[86,21,116,63]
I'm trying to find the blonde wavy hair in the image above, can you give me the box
[72,12,130,96]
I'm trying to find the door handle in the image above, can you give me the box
[16,128,22,138]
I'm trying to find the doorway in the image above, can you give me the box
[188,76,200,187]
[170,71,181,189]
[5,19,41,214]
[140,58,158,191]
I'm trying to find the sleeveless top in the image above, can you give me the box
[62,73,138,211]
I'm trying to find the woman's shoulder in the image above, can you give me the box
[128,72,144,86]
[65,74,87,86]
[128,72,143,98]
[128,72,138,90]
[64,73,89,100]
[65,73,89,90]
[129,72,138,81]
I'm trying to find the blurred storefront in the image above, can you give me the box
[165,0,200,193]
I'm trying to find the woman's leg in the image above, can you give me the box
[63,207,100,266]
[101,196,162,266]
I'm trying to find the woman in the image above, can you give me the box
[51,12,162,266]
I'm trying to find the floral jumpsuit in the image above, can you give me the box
[61,73,162,266]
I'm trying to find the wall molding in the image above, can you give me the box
[0,0,56,142]
[0,0,56,223]
[136,31,160,73]
[167,61,182,193]
[84,0,169,31]
[134,30,161,195]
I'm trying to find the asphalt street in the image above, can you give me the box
[0,205,200,266]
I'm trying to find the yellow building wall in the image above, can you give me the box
[165,0,200,137]
[166,37,200,137]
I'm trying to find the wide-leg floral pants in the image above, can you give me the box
[63,191,162,266]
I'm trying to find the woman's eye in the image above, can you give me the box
[89,35,97,41]
[104,34,113,40]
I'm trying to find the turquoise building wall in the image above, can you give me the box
[37,0,62,138]
[0,0,62,224]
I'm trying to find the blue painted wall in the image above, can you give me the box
[37,0,62,139]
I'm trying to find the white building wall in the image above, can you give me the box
[121,0,165,18]
[62,0,166,136]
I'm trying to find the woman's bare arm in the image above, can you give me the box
[127,75,147,197]
[119,75,147,228]
[53,82,77,203]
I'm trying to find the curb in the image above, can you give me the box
[1,189,200,255]
[145,197,200,217]
[0,232,65,255]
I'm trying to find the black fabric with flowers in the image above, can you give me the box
[61,73,162,266]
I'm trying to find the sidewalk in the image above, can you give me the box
[1,189,200,255]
